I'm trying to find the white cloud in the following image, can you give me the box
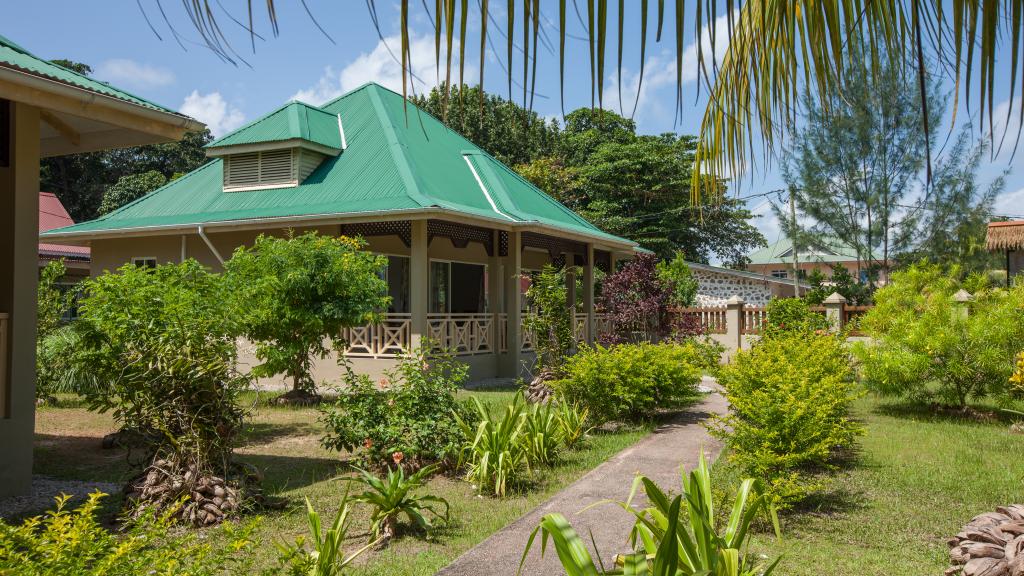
[994,186,1024,217]
[179,91,245,136]
[292,33,476,105]
[96,59,175,88]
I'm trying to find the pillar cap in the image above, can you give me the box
[725,295,745,306]
[823,292,847,304]
[953,289,974,303]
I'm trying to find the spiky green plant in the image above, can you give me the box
[276,495,377,576]
[455,394,528,497]
[348,464,450,546]
[555,399,593,449]
[519,450,781,575]
[522,400,562,466]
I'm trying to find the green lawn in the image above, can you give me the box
[713,394,1024,575]
[32,388,652,575]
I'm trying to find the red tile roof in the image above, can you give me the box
[39,192,90,261]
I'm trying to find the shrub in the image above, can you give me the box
[551,342,702,423]
[71,260,252,524]
[854,263,1024,406]
[320,345,473,470]
[520,450,780,576]
[0,492,258,575]
[349,464,450,546]
[597,253,672,345]
[35,260,75,402]
[709,331,862,506]
[523,264,574,377]
[455,394,529,497]
[762,297,829,337]
[656,250,699,307]
[225,232,389,398]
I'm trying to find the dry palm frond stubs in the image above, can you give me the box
[948,505,1024,576]
[124,459,263,527]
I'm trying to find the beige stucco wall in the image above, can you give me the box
[0,101,40,496]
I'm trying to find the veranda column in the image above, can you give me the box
[502,230,523,377]
[409,220,429,351]
[488,230,502,361]
[0,102,40,496]
[583,244,596,344]
[563,252,577,341]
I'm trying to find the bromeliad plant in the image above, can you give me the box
[348,464,450,546]
[519,451,781,575]
[455,394,529,497]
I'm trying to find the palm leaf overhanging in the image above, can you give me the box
[153,0,1021,200]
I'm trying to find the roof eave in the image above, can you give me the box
[42,206,639,252]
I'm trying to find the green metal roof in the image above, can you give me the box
[207,100,342,150]
[0,34,184,115]
[747,237,860,265]
[44,83,633,246]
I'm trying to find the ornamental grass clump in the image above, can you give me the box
[521,400,562,466]
[71,261,256,526]
[455,394,529,497]
[709,330,863,507]
[554,399,592,449]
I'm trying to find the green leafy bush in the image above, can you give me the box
[551,342,703,423]
[520,450,780,576]
[763,297,829,338]
[349,464,450,545]
[455,394,529,497]
[854,263,1024,406]
[35,260,75,402]
[656,250,699,307]
[709,331,862,506]
[71,261,252,522]
[0,492,257,575]
[225,232,389,397]
[320,346,473,469]
[523,264,574,377]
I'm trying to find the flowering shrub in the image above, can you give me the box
[709,331,862,507]
[1013,353,1024,395]
[320,345,475,470]
[551,342,703,423]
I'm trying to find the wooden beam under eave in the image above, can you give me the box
[40,110,80,146]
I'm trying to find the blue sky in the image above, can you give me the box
[6,1,1023,247]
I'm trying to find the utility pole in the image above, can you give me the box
[789,187,800,297]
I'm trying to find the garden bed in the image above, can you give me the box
[29,388,652,575]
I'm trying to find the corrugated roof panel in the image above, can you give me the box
[208,101,342,150]
[0,34,182,115]
[45,83,634,247]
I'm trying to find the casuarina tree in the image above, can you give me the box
[225,231,389,402]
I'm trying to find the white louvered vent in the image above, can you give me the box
[223,149,298,191]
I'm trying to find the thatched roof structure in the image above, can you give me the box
[987,220,1024,251]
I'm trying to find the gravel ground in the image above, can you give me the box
[0,476,119,520]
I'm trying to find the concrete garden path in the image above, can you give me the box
[437,377,728,576]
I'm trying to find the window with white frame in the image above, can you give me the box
[132,257,158,269]
[770,269,789,279]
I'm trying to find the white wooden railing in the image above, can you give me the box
[339,311,613,358]
[0,313,8,416]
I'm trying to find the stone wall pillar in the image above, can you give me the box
[725,295,745,352]
[823,292,847,333]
